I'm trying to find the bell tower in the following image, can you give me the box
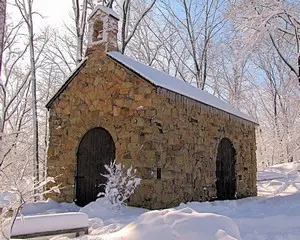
[87,5,119,54]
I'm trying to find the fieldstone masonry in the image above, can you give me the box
[46,5,257,209]
[47,42,257,209]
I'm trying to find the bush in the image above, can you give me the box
[98,160,141,209]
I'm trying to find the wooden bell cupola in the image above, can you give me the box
[87,5,119,54]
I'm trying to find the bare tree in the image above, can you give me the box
[0,157,59,239]
[209,35,251,110]
[0,0,6,77]
[44,27,78,75]
[128,14,192,81]
[0,17,30,168]
[15,0,40,184]
[159,0,227,89]
[226,0,300,167]
[72,0,91,63]
[0,0,7,167]
[120,0,156,54]
[253,44,300,165]
[230,0,300,85]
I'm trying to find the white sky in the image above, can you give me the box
[34,0,73,28]
[7,0,74,30]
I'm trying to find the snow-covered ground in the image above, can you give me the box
[15,162,300,239]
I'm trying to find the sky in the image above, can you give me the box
[34,0,73,28]
[35,0,72,25]
[7,0,73,30]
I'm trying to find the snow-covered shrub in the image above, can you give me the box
[0,175,60,239]
[98,160,141,209]
[0,153,60,239]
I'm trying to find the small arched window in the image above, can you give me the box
[92,19,104,42]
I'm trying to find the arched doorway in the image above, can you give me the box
[216,138,236,200]
[75,127,115,206]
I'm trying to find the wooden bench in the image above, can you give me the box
[11,212,89,239]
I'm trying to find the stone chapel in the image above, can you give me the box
[46,5,258,209]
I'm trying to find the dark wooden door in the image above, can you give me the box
[76,127,115,206]
[216,138,236,200]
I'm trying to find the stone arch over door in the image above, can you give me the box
[75,127,115,206]
[216,138,236,200]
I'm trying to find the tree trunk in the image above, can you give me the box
[0,0,6,76]
[73,0,88,64]
[26,0,39,185]
[0,0,7,167]
[76,36,83,64]
[298,53,300,85]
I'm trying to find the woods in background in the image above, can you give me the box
[0,0,300,189]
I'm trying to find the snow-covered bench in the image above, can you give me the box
[11,212,89,239]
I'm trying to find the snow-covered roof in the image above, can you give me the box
[107,52,257,124]
[88,5,119,21]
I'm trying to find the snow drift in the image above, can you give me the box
[100,207,241,240]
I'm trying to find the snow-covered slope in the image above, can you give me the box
[257,162,300,196]
[17,162,300,240]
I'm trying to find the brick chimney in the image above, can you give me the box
[86,5,119,56]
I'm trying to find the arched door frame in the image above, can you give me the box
[215,137,237,200]
[75,126,117,154]
[75,127,116,206]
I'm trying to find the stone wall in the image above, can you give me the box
[47,46,257,209]
[129,88,257,209]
